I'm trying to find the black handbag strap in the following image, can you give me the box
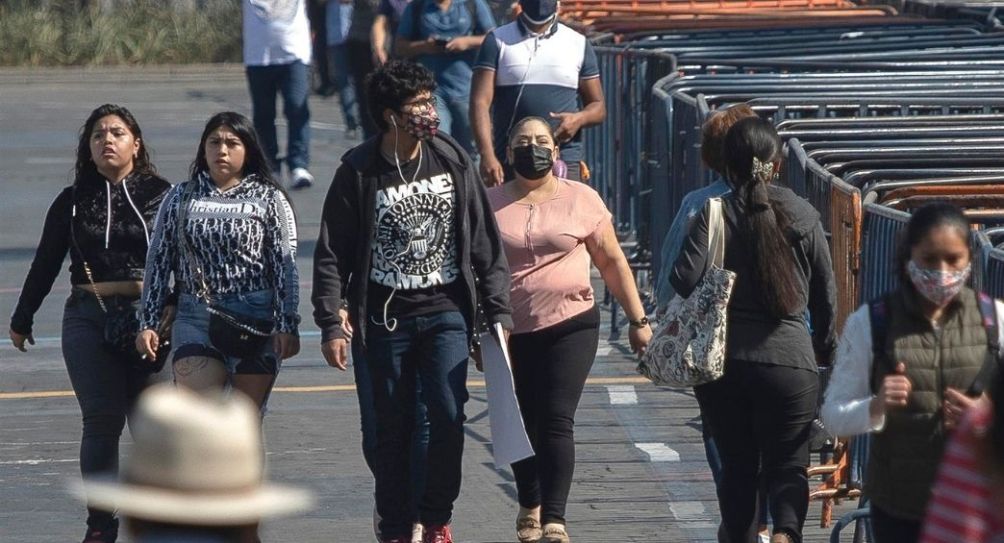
[175,181,212,304]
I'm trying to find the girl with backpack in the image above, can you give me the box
[822,202,999,543]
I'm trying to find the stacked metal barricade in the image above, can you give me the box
[570,1,1004,536]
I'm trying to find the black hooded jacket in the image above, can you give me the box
[11,171,171,335]
[312,132,513,346]
[669,185,837,370]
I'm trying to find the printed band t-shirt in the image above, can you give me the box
[368,142,465,319]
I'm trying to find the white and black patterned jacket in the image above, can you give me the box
[141,172,300,334]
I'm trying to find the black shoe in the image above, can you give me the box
[82,519,118,543]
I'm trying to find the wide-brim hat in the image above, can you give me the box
[72,478,311,525]
[71,385,313,525]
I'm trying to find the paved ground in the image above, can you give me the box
[0,65,856,542]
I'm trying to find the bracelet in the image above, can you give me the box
[629,316,649,328]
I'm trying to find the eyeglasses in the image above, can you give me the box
[401,96,437,111]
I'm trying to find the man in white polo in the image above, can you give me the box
[469,0,606,185]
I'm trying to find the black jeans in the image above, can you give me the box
[870,505,920,543]
[364,311,470,537]
[509,305,600,525]
[63,289,153,531]
[694,360,818,543]
[345,38,378,139]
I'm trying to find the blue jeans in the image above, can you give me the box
[246,60,311,172]
[434,89,475,156]
[63,288,154,532]
[327,44,359,131]
[352,338,430,522]
[172,290,279,376]
[361,311,470,538]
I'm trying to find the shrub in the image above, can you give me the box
[0,0,243,66]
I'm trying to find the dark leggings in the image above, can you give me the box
[870,505,921,543]
[62,289,152,532]
[509,305,600,525]
[694,359,818,543]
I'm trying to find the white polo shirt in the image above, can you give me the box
[474,19,600,162]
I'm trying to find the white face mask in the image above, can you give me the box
[907,260,971,307]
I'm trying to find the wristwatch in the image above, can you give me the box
[629,316,650,328]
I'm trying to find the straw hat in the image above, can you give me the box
[72,384,312,525]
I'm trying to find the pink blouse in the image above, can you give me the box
[487,179,612,335]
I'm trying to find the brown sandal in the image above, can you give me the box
[516,517,542,543]
[540,523,570,543]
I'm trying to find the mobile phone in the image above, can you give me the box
[434,37,450,47]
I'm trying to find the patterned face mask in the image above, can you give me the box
[396,98,440,141]
[907,260,971,307]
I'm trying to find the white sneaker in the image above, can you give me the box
[291,167,314,189]
[411,523,424,543]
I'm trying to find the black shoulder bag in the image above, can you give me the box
[176,182,273,360]
[69,185,169,372]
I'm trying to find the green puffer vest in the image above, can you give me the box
[865,287,988,520]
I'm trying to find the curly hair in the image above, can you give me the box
[75,104,156,182]
[366,60,437,132]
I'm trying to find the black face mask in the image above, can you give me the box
[512,144,554,180]
[519,0,558,25]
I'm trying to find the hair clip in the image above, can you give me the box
[751,156,774,182]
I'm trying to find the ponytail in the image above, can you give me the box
[724,117,802,318]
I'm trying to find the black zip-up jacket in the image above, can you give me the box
[10,171,171,335]
[312,132,513,346]
[670,185,837,370]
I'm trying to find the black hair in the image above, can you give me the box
[507,116,556,147]
[75,104,156,181]
[189,112,286,197]
[722,116,802,318]
[365,60,437,132]
[895,203,972,286]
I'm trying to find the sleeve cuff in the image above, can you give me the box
[278,314,301,336]
[9,317,32,337]
[490,313,513,331]
[321,324,346,343]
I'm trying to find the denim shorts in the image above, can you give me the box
[171,290,279,375]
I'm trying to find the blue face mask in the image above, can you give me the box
[519,0,558,25]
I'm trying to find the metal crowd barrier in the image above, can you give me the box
[570,5,1004,531]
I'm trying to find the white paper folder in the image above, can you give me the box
[481,323,534,468]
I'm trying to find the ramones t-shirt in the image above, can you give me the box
[367,142,466,319]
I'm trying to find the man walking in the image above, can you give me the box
[243,0,316,189]
[470,0,605,184]
[312,60,512,543]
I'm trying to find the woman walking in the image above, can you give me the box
[487,116,652,543]
[8,104,171,543]
[823,203,998,543]
[137,111,300,408]
[670,117,837,543]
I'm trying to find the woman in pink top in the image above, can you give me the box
[487,117,652,543]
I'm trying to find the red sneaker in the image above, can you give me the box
[423,524,453,543]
